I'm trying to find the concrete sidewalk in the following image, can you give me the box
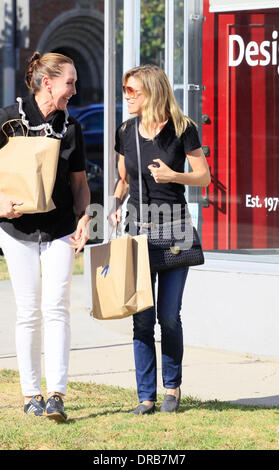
[1,275,279,407]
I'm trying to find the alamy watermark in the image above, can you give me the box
[86,200,195,250]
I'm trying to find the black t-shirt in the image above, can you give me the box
[114,117,201,222]
[0,94,86,242]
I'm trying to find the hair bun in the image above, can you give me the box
[25,51,41,89]
[25,51,73,93]
[28,51,41,67]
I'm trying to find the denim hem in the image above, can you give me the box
[163,384,181,390]
[138,397,157,403]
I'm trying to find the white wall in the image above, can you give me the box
[182,258,279,357]
[209,0,279,12]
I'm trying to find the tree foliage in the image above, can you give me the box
[116,0,165,66]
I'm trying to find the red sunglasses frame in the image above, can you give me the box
[122,85,142,98]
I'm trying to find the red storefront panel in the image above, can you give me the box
[202,2,279,250]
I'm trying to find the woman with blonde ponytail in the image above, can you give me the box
[111,65,210,415]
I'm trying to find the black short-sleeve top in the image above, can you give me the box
[0,94,86,242]
[114,117,201,222]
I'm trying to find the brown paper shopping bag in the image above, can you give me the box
[90,233,154,320]
[0,120,61,214]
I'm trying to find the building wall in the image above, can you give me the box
[16,0,75,98]
[1,0,104,106]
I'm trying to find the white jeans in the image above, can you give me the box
[0,227,75,396]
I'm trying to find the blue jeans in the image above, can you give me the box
[133,266,189,402]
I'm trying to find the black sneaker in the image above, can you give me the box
[44,394,67,422]
[24,395,46,416]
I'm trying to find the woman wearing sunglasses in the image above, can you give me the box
[111,65,210,415]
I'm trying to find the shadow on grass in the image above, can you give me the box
[178,396,279,412]
[65,405,154,423]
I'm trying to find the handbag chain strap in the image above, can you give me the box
[135,117,144,229]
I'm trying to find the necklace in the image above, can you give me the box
[17,97,69,139]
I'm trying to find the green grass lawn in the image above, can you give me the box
[0,369,278,451]
[1,256,279,451]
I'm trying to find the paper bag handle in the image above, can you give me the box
[1,119,28,138]
[108,222,121,242]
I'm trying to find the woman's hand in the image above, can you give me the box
[69,171,91,254]
[69,214,91,255]
[0,193,23,219]
[108,208,122,227]
[148,149,211,187]
[108,154,128,227]
[148,159,176,184]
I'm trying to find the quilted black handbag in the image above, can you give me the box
[140,221,204,272]
[135,118,204,273]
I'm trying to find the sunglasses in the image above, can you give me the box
[122,85,142,98]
